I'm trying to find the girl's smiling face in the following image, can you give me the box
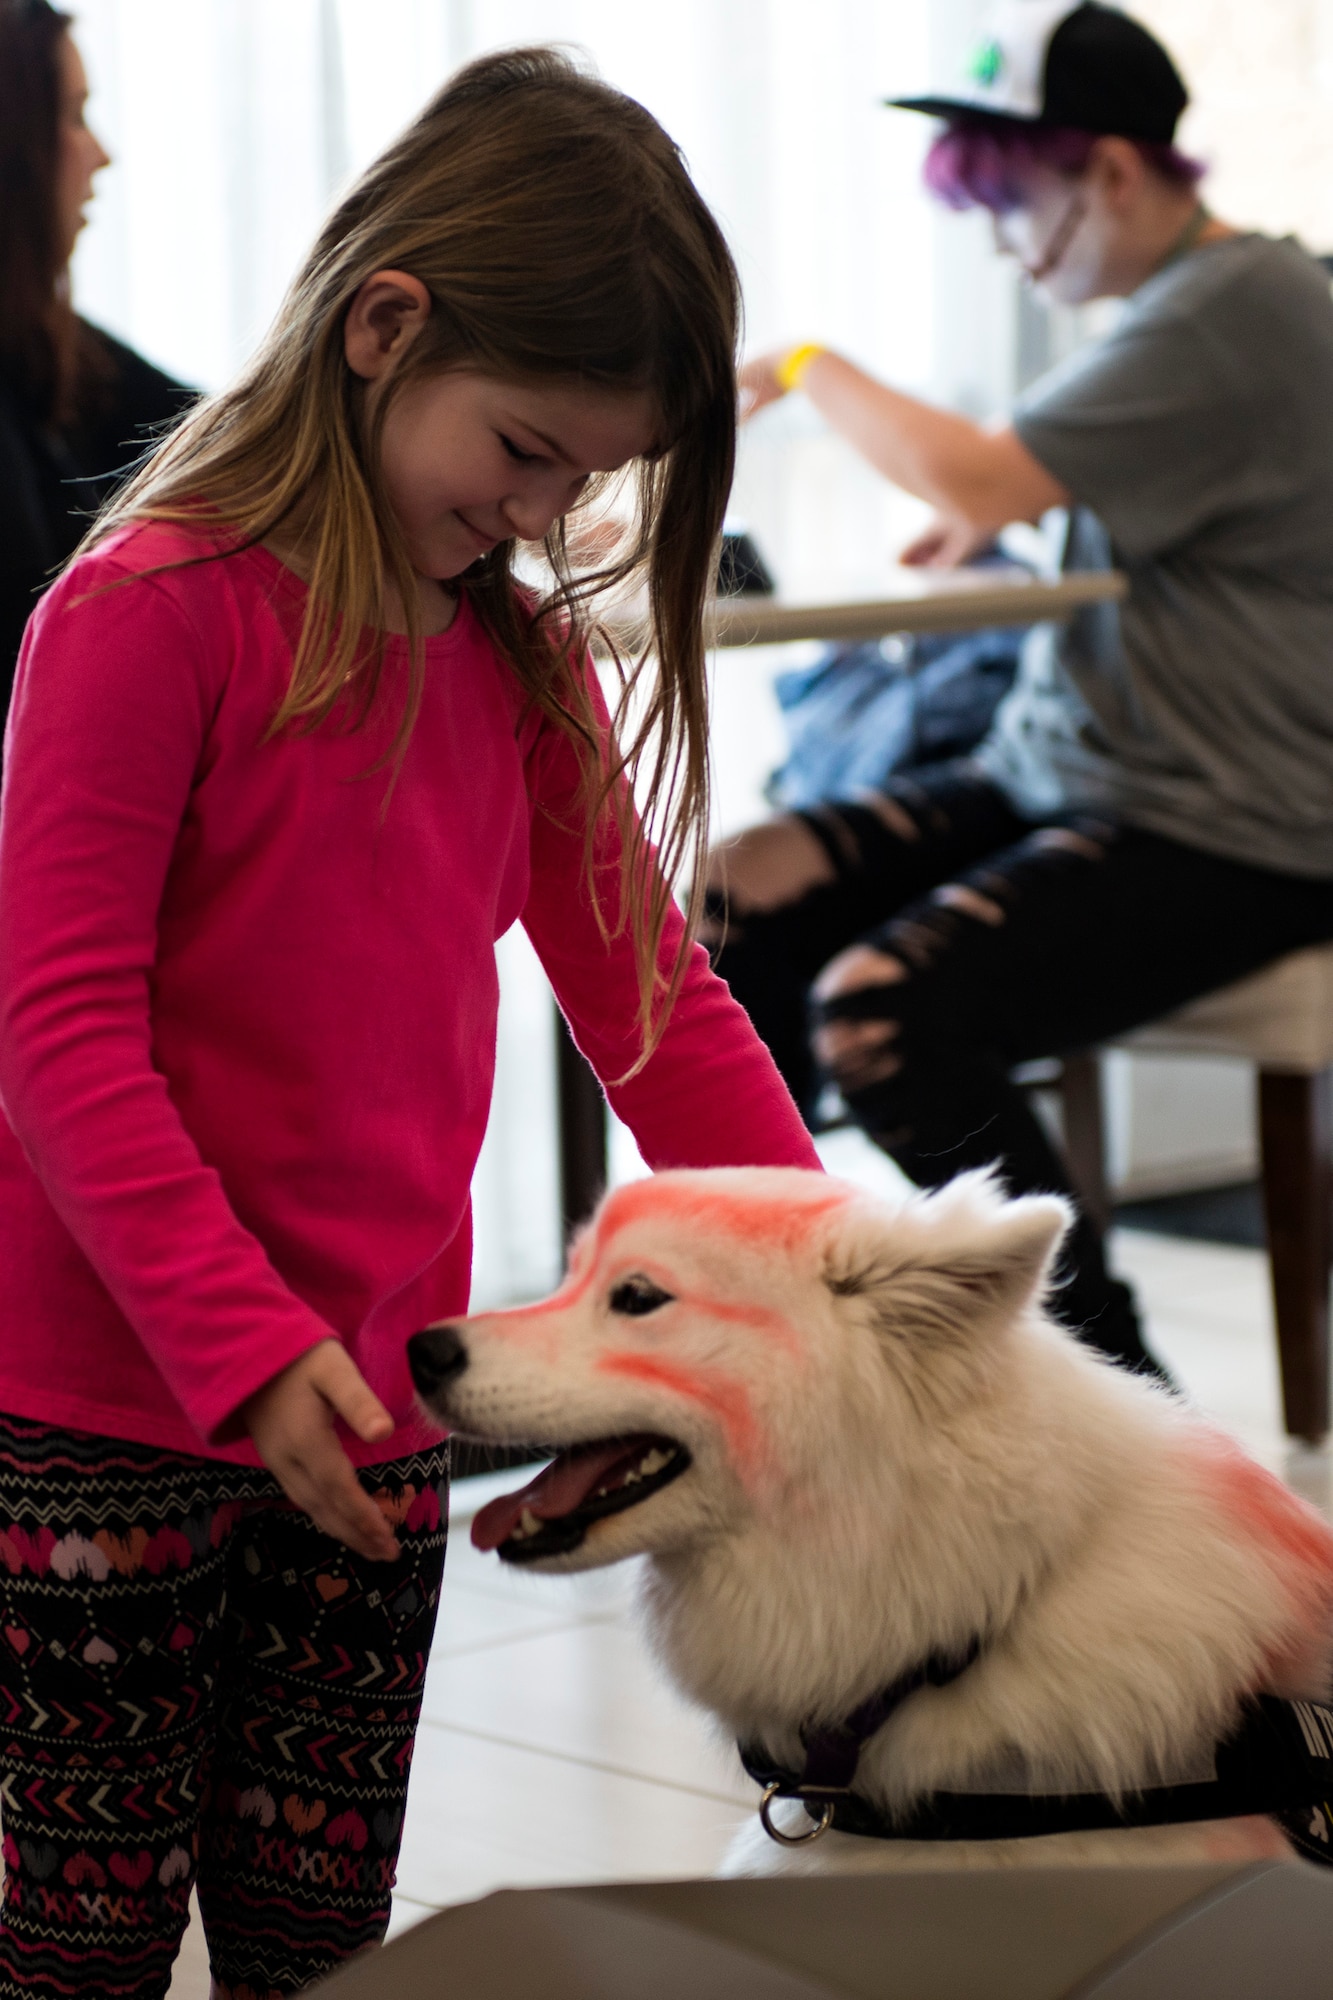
[345,268,659,593]
[377,370,659,583]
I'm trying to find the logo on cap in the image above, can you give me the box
[967,38,1005,87]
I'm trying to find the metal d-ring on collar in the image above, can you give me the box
[759,1783,837,1845]
[741,1637,983,1846]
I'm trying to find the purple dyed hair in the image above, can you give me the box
[924,115,1205,215]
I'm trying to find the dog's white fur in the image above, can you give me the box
[424,1169,1333,1868]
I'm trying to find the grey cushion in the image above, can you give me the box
[1120,946,1333,1072]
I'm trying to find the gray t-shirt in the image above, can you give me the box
[977,233,1333,877]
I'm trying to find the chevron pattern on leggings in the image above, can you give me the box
[0,1411,448,2000]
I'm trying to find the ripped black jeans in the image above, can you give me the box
[708,761,1333,1371]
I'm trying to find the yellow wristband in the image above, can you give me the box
[775,341,826,394]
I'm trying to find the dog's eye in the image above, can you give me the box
[609,1275,675,1317]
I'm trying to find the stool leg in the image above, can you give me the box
[1059,1052,1112,1234]
[1258,1067,1332,1444]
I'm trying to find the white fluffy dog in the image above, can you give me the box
[408,1169,1333,1868]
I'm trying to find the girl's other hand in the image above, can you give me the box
[737,352,788,422]
[242,1340,400,1562]
[564,514,626,569]
[899,512,993,569]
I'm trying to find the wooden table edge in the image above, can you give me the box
[701,571,1127,649]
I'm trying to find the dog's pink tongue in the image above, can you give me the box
[470,1441,644,1552]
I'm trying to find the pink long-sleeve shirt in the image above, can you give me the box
[0,524,819,1465]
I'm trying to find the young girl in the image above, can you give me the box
[0,48,819,2000]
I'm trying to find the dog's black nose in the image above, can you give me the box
[408,1326,469,1399]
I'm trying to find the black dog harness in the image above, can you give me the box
[739,1652,1333,1866]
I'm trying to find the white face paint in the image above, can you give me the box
[990,163,1115,305]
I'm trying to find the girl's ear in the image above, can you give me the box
[344,269,432,381]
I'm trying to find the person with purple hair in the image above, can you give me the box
[709,2,1333,1381]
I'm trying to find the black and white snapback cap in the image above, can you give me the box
[888,1,1189,145]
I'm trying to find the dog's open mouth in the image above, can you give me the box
[470,1435,690,1563]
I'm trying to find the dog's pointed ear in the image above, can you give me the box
[937,1193,1071,1320]
[825,1188,1071,1360]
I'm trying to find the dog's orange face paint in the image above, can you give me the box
[595,1350,762,1479]
[1200,1433,1333,1588]
[675,1294,801,1353]
[463,1176,829,1386]
[593,1252,803,1356]
[472,1266,801,1369]
[595,1178,845,1261]
[467,1239,603,1355]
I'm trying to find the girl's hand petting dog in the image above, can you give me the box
[243,1340,401,1563]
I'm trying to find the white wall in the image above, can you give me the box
[1138,0,1333,251]
[1104,1053,1256,1200]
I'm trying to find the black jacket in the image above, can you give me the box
[0,322,195,717]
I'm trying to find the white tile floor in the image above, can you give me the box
[166,1135,1333,1995]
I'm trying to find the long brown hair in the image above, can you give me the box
[94,47,740,1064]
[0,0,109,426]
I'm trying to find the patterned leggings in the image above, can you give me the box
[0,1411,449,1999]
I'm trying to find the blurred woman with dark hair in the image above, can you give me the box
[716,2,1333,1381]
[0,0,193,706]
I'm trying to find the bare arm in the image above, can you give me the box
[741,347,1069,543]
